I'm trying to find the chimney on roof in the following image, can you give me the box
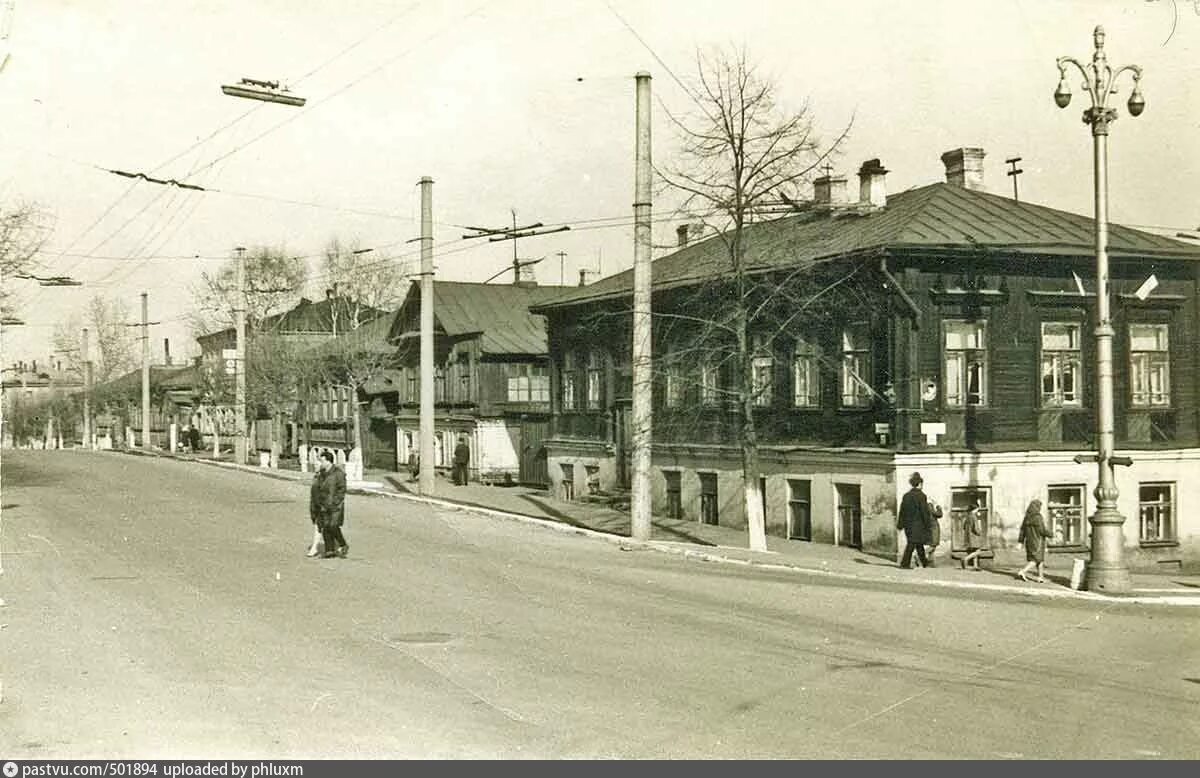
[579,268,590,287]
[164,338,172,365]
[677,225,690,247]
[858,159,889,208]
[32,359,37,373]
[676,223,705,248]
[941,147,987,191]
[814,173,849,207]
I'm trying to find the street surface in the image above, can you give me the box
[1,451,1197,758]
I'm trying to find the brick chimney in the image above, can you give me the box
[813,174,848,206]
[941,147,987,191]
[164,338,172,365]
[858,159,889,208]
[677,225,690,247]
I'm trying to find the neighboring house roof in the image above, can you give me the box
[196,296,387,346]
[308,309,398,359]
[92,365,197,397]
[392,281,564,356]
[532,182,1200,311]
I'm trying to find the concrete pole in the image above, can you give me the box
[234,246,248,465]
[141,292,151,449]
[630,71,653,541]
[418,177,436,496]
[1086,126,1131,593]
[81,327,91,448]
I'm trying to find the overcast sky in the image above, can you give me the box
[3,0,1198,365]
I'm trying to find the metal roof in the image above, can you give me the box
[394,281,562,355]
[533,182,1200,311]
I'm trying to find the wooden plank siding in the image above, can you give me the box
[544,251,1200,454]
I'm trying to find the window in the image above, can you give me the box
[1139,483,1176,544]
[507,365,548,402]
[950,487,990,551]
[787,479,811,540]
[751,335,774,407]
[944,320,987,407]
[586,351,604,409]
[841,324,872,407]
[561,353,577,411]
[406,370,417,403]
[699,472,718,525]
[700,358,720,405]
[1130,323,1170,407]
[664,471,682,519]
[1041,322,1082,407]
[792,339,820,408]
[561,464,575,501]
[1046,485,1087,547]
[434,368,446,403]
[457,353,471,402]
[664,349,684,408]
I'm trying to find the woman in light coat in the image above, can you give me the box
[1017,499,1052,582]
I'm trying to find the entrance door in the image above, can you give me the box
[518,419,550,487]
[615,402,632,489]
[836,483,863,548]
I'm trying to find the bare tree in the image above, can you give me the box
[190,245,306,337]
[52,295,139,384]
[656,47,853,552]
[314,238,405,454]
[1,202,52,319]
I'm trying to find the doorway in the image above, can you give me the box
[836,483,862,548]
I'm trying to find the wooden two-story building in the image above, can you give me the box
[531,148,1200,571]
[385,280,564,485]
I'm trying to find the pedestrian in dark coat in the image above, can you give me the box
[452,435,470,486]
[1017,499,1052,582]
[960,501,987,571]
[897,472,932,569]
[311,450,349,559]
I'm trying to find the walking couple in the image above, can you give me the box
[897,471,944,569]
[307,449,349,559]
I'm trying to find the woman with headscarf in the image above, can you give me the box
[1017,499,1052,582]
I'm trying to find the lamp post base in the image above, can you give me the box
[1085,507,1132,594]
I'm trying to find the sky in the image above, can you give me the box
[2,0,1198,367]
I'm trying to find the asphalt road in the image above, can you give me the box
[1,451,1197,759]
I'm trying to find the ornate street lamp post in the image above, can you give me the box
[1054,26,1144,594]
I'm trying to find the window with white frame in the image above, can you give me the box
[1130,323,1170,407]
[793,338,820,408]
[1138,483,1176,543]
[841,324,872,408]
[586,350,603,409]
[561,353,577,411]
[1041,322,1082,407]
[944,320,987,407]
[507,364,550,402]
[1046,485,1087,547]
[700,358,720,405]
[751,335,774,407]
[434,368,446,403]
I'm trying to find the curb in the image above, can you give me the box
[110,448,1200,607]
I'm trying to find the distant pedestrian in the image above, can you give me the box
[452,434,470,486]
[407,447,420,482]
[925,498,944,567]
[960,500,986,571]
[1017,499,1052,582]
[310,450,348,559]
[897,472,932,569]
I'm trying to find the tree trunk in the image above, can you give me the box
[736,295,768,552]
[351,384,364,454]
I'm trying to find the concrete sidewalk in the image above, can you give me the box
[112,446,1200,605]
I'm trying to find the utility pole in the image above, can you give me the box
[141,292,150,449]
[557,251,567,286]
[234,246,248,465]
[462,214,570,284]
[1006,156,1024,201]
[630,70,653,541]
[81,327,91,448]
[418,177,436,497]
